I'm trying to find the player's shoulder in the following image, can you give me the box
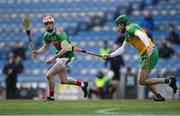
[54,26,65,35]
[127,23,142,33]
[126,23,142,35]
[58,26,64,33]
[125,23,142,41]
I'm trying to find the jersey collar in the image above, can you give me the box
[46,27,56,35]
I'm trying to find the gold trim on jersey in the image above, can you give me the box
[129,31,154,54]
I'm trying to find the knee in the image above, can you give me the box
[46,73,53,80]
[138,79,146,85]
[46,75,50,80]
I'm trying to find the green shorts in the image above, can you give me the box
[140,47,158,70]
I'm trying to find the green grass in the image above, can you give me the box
[0,99,179,115]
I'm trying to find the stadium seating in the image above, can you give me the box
[0,0,179,82]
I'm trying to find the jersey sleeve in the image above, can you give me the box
[125,23,142,42]
[44,33,51,44]
[56,27,68,42]
[135,30,150,47]
[59,32,68,41]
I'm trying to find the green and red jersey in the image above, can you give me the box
[44,27,74,58]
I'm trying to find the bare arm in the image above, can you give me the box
[37,43,50,54]
[32,42,50,56]
[53,40,73,59]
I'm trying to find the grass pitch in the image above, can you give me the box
[0,99,179,115]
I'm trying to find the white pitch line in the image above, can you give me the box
[95,108,180,116]
[95,108,120,115]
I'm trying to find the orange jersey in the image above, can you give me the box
[125,23,154,54]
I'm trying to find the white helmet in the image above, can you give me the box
[43,15,55,23]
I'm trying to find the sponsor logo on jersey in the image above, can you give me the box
[53,41,61,47]
[51,35,57,42]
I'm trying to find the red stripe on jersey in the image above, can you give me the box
[53,42,61,47]
[58,27,64,33]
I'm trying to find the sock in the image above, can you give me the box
[50,91,54,97]
[76,80,84,87]
[155,93,161,98]
[76,80,81,86]
[81,81,85,87]
[164,78,170,84]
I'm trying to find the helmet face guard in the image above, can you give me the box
[43,16,55,33]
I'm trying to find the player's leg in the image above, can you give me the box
[57,58,86,87]
[45,62,62,100]
[58,68,88,97]
[140,47,177,93]
[138,69,165,101]
[58,68,78,85]
[138,69,165,85]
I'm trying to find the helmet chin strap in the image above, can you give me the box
[47,29,53,33]
[46,27,55,34]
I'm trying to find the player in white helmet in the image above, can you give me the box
[32,16,88,101]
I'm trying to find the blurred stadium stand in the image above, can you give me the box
[0,0,179,99]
